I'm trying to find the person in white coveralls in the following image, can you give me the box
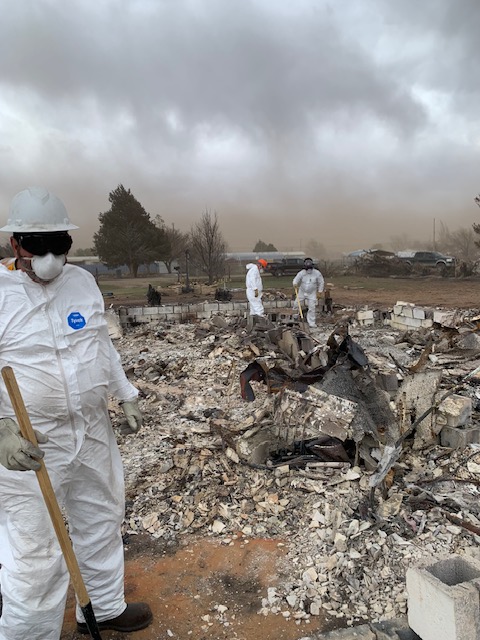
[292,257,325,328]
[245,258,267,316]
[0,187,153,639]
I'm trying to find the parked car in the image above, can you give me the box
[396,251,456,271]
[264,258,316,277]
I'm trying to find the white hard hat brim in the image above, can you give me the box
[1,187,79,233]
[0,222,79,232]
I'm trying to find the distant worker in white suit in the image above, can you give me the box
[246,259,267,316]
[293,257,324,328]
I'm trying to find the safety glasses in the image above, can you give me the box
[16,232,73,256]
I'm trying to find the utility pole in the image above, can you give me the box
[182,249,193,293]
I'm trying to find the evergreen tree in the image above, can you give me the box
[253,239,277,252]
[94,185,169,277]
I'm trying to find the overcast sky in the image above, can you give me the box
[0,0,479,254]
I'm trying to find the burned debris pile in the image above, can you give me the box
[110,306,480,628]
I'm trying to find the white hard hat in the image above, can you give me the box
[0,187,79,232]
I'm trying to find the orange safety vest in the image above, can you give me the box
[0,258,16,270]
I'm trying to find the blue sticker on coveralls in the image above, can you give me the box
[68,312,86,330]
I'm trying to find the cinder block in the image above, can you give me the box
[159,305,174,314]
[203,303,220,312]
[437,394,472,427]
[413,307,426,320]
[404,316,422,328]
[402,306,414,318]
[421,319,434,328]
[440,426,480,449]
[186,302,203,313]
[357,310,374,320]
[406,555,480,640]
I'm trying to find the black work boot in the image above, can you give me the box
[77,602,153,634]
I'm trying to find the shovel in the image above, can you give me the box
[1,366,103,640]
[294,286,310,334]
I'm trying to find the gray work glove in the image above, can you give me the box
[0,417,48,472]
[120,399,143,433]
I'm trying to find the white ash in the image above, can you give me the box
[111,319,480,629]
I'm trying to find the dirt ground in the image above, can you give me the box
[61,533,342,640]
[329,275,480,310]
[60,533,339,639]
[59,274,480,640]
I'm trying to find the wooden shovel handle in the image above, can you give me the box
[1,366,91,607]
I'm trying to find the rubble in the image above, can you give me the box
[109,304,480,631]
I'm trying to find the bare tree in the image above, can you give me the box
[189,210,228,285]
[450,228,480,262]
[153,219,188,274]
[305,239,326,259]
[436,222,479,262]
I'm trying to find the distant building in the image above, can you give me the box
[68,256,175,277]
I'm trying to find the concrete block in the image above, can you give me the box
[421,318,433,328]
[186,303,202,313]
[404,316,422,328]
[413,307,426,320]
[357,310,374,320]
[437,394,472,427]
[396,370,443,449]
[433,309,466,328]
[159,305,174,314]
[390,319,408,331]
[407,555,480,640]
[128,307,144,315]
[203,302,220,312]
[233,302,248,311]
[402,306,414,318]
[440,426,480,449]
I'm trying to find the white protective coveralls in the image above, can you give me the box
[292,267,325,327]
[0,263,138,640]
[245,262,264,316]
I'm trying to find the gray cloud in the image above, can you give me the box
[0,0,478,253]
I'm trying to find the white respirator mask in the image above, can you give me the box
[30,253,66,281]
